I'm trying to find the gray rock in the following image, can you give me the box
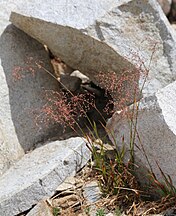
[83,181,102,204]
[56,176,76,191]
[10,0,176,99]
[0,0,26,176]
[60,74,82,92]
[0,137,91,216]
[107,80,176,187]
[0,0,70,175]
[2,24,63,147]
[9,0,137,103]
[0,24,64,174]
[26,200,53,216]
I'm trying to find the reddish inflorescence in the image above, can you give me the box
[34,90,94,131]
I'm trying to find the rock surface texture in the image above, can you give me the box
[10,0,176,98]
[26,200,53,216]
[0,137,90,216]
[107,80,176,186]
[83,181,102,204]
[0,0,25,176]
[1,25,62,150]
[0,0,67,175]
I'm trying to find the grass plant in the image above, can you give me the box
[12,43,176,215]
[95,208,105,216]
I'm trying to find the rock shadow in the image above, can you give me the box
[0,24,73,152]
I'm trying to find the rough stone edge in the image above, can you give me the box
[0,137,90,215]
[9,11,136,80]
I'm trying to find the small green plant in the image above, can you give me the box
[13,43,176,214]
[149,162,176,198]
[115,207,122,216]
[52,207,61,216]
[84,206,91,215]
[96,208,105,216]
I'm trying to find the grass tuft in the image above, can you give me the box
[13,43,176,215]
